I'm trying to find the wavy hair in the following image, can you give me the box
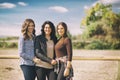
[41,21,57,42]
[21,19,35,40]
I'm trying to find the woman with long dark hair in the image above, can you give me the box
[34,21,57,80]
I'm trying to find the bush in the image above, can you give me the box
[7,42,18,48]
[72,41,87,49]
[0,42,18,48]
[84,40,106,49]
[0,42,8,48]
[110,41,120,49]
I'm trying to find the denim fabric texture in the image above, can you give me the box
[20,65,36,80]
[18,36,35,66]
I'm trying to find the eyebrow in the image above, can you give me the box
[29,24,34,26]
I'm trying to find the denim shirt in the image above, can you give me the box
[18,36,35,66]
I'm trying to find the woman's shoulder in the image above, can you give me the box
[64,37,72,44]
[36,35,44,39]
[64,37,71,41]
[35,35,46,41]
[19,35,24,40]
[18,35,25,43]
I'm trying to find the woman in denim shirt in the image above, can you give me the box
[18,19,36,80]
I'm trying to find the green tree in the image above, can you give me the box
[81,3,120,49]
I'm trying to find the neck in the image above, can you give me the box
[27,32,32,39]
[45,35,50,40]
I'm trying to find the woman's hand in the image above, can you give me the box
[33,57,42,64]
[64,61,71,76]
[64,68,70,77]
[51,60,57,65]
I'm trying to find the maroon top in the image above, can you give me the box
[55,37,72,61]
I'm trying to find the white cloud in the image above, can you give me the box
[0,2,16,9]
[84,5,90,10]
[48,6,68,13]
[99,0,120,9]
[100,0,120,4]
[18,2,28,6]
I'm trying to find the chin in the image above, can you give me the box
[45,33,50,35]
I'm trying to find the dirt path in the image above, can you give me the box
[0,49,120,80]
[0,59,24,80]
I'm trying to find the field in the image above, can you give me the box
[0,49,120,80]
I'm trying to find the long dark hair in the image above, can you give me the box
[57,22,68,38]
[21,18,36,40]
[41,21,57,43]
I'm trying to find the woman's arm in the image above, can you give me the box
[18,37,34,60]
[65,37,73,61]
[64,37,73,76]
[34,36,52,63]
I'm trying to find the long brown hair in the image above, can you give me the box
[57,22,68,38]
[21,19,35,40]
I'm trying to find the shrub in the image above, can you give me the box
[0,42,8,48]
[0,42,18,48]
[72,41,86,49]
[7,42,18,48]
[84,40,106,49]
[110,41,120,49]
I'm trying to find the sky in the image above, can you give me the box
[0,0,120,36]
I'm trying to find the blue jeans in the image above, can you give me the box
[20,65,36,80]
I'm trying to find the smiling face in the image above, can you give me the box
[28,22,35,34]
[44,24,52,36]
[57,24,65,37]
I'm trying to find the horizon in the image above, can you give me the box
[0,0,120,36]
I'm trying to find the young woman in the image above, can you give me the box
[18,19,36,80]
[34,21,57,80]
[55,22,73,80]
